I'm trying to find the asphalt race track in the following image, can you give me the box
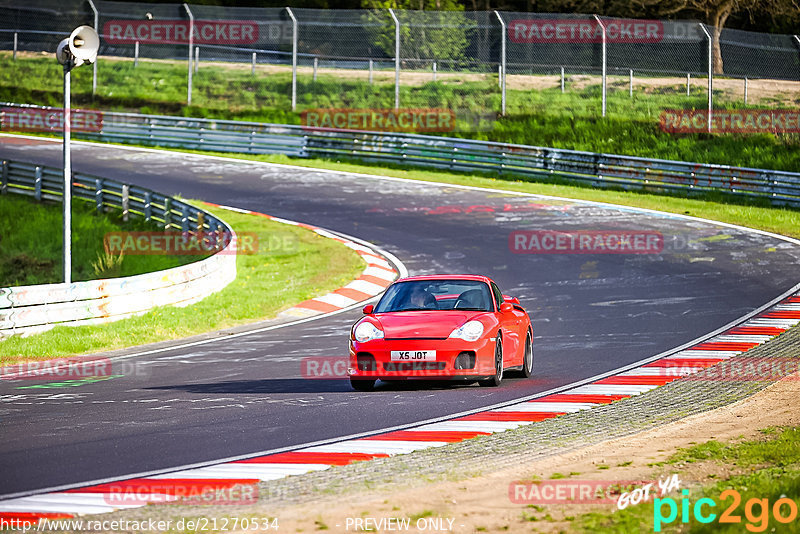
[2,137,799,497]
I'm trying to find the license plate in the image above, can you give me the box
[390,350,436,361]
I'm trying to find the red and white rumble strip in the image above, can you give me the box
[2,276,798,524]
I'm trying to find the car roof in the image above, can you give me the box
[393,274,493,284]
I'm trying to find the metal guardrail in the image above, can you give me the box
[0,157,237,337]
[2,103,799,208]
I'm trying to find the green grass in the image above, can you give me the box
[0,194,198,286]
[2,53,799,172]
[574,427,800,533]
[0,201,364,364]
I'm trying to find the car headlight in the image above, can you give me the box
[448,320,484,342]
[354,321,385,343]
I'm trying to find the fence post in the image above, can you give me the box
[286,7,298,112]
[183,3,194,106]
[12,32,17,60]
[369,59,373,84]
[699,23,713,133]
[194,46,199,73]
[313,57,318,81]
[121,184,129,222]
[34,166,42,201]
[432,61,436,82]
[744,76,748,104]
[686,72,690,95]
[134,41,139,67]
[1,160,7,194]
[95,178,103,212]
[87,0,98,96]
[389,8,400,110]
[593,15,607,117]
[251,52,256,75]
[629,69,633,97]
[494,10,506,116]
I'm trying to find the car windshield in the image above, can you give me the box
[374,280,494,313]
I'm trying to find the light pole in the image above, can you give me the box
[56,26,99,285]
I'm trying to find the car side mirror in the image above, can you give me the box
[362,304,374,315]
[500,302,513,313]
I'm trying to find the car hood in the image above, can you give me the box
[376,310,484,339]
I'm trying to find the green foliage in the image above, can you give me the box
[360,0,473,62]
[0,194,195,286]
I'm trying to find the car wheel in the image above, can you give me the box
[350,378,376,391]
[479,336,503,387]
[520,330,533,378]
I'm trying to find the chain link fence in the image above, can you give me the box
[1,0,799,134]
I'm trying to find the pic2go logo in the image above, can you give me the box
[654,489,800,532]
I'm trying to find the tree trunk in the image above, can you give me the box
[710,9,730,75]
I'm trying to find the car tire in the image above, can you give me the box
[350,378,376,391]
[509,330,534,378]
[479,336,503,387]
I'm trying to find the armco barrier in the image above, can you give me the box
[2,103,798,208]
[0,158,236,338]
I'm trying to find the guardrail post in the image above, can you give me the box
[134,41,139,67]
[121,184,129,222]
[369,59,373,84]
[593,15,607,118]
[699,23,713,133]
[286,7,298,112]
[252,52,256,75]
[561,66,565,93]
[686,73,690,95]
[144,191,152,221]
[13,32,17,61]
[432,61,436,82]
[87,0,99,95]
[194,46,199,74]
[313,57,318,81]
[389,8,400,110]
[181,205,190,233]
[183,3,194,106]
[494,10,506,116]
[1,160,7,194]
[94,178,103,212]
[34,166,42,201]
[163,197,172,230]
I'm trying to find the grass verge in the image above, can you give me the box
[0,194,201,286]
[2,53,799,172]
[0,201,365,364]
[575,426,800,533]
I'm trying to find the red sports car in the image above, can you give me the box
[348,274,533,391]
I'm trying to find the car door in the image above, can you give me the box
[491,282,521,365]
